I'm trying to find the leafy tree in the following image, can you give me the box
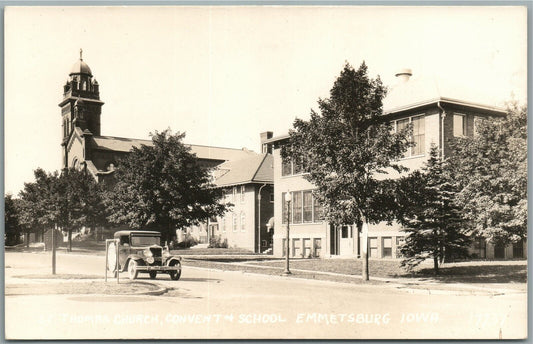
[397,146,470,274]
[57,168,107,251]
[18,168,106,251]
[283,62,412,280]
[18,169,58,247]
[105,129,228,243]
[5,194,22,246]
[448,103,527,244]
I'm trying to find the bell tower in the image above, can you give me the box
[59,49,104,144]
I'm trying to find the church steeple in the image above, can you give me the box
[59,49,104,143]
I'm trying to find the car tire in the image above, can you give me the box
[149,271,157,279]
[128,260,139,280]
[169,261,181,281]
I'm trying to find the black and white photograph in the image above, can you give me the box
[3,5,527,340]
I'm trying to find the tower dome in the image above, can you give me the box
[69,49,92,76]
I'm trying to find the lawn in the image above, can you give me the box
[184,257,527,285]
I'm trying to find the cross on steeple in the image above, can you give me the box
[80,48,83,60]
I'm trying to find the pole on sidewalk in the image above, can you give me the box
[52,226,56,275]
[361,221,369,281]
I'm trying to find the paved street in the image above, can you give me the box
[4,251,527,340]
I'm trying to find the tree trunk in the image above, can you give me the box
[68,228,72,252]
[433,254,439,275]
[25,230,30,248]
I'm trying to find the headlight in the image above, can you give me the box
[146,257,155,264]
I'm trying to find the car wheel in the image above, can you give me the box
[149,271,157,279]
[169,261,181,281]
[128,260,139,280]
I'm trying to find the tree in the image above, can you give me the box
[448,103,527,244]
[18,169,58,247]
[397,146,470,274]
[283,62,412,280]
[105,129,228,243]
[5,194,22,246]
[18,167,106,252]
[57,168,107,251]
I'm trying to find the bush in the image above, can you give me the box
[208,235,228,248]
[174,233,198,249]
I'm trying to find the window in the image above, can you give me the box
[292,191,302,224]
[411,115,425,155]
[282,158,292,176]
[232,187,237,202]
[369,238,378,258]
[303,191,313,222]
[313,238,322,257]
[453,114,466,137]
[283,190,324,224]
[270,193,274,203]
[382,237,392,258]
[513,240,524,259]
[313,197,324,221]
[281,156,305,176]
[240,185,245,203]
[240,212,246,232]
[396,115,425,157]
[232,214,238,232]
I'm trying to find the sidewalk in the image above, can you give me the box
[184,259,527,296]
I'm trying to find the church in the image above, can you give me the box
[60,50,259,180]
[59,51,274,250]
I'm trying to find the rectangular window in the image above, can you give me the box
[240,185,245,203]
[281,158,292,176]
[232,214,237,232]
[292,191,302,224]
[293,156,303,175]
[240,212,246,232]
[232,187,237,202]
[369,238,378,258]
[382,237,392,258]
[303,191,313,222]
[292,238,301,257]
[396,116,425,157]
[412,115,425,155]
[513,240,524,259]
[313,196,325,222]
[221,217,226,232]
[270,193,274,203]
[313,238,322,257]
[453,114,466,137]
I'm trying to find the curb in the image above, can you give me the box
[185,265,522,297]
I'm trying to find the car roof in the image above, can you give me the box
[113,230,161,238]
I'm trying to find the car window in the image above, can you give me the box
[119,236,129,245]
[131,235,160,246]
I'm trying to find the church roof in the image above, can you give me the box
[213,153,273,187]
[91,135,257,162]
[70,59,92,76]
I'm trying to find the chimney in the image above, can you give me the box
[260,131,274,154]
[395,68,412,83]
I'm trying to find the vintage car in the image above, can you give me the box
[107,230,182,281]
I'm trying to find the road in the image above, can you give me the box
[4,251,527,340]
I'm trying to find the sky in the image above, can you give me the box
[4,5,527,195]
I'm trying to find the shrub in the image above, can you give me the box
[208,235,228,248]
[174,233,198,249]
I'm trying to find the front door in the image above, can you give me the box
[339,225,353,255]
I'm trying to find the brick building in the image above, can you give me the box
[263,69,524,260]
